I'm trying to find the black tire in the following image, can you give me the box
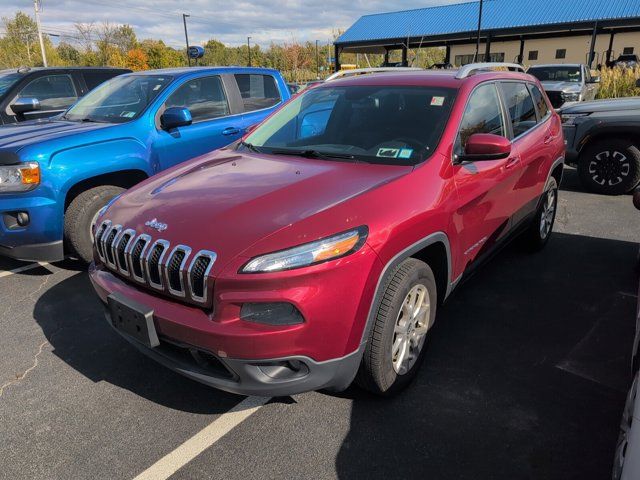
[578,139,640,195]
[356,258,437,396]
[522,177,558,252]
[64,185,124,263]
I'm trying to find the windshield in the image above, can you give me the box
[64,75,172,123]
[241,85,456,165]
[528,66,582,83]
[0,72,21,97]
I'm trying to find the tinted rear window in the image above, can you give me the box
[234,74,281,112]
[83,71,124,91]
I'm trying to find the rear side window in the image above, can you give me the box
[83,71,120,91]
[528,84,549,120]
[18,74,78,111]
[165,76,229,122]
[456,83,506,153]
[500,82,537,138]
[234,74,281,112]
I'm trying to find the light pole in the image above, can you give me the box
[247,36,252,66]
[315,40,319,79]
[34,0,47,67]
[474,0,484,62]
[182,13,191,66]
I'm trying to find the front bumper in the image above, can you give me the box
[0,193,64,261]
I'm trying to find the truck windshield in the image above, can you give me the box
[528,66,582,83]
[0,72,21,97]
[64,75,172,123]
[241,85,456,165]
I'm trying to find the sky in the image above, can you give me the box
[2,0,461,49]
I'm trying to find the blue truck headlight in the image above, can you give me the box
[0,162,40,192]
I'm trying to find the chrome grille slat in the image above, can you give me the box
[145,239,170,290]
[97,220,215,305]
[164,245,192,298]
[187,250,217,303]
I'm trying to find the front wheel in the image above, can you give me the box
[356,258,437,395]
[578,139,640,195]
[64,185,124,263]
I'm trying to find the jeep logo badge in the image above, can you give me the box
[145,218,168,232]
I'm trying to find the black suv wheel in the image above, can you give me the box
[578,139,640,195]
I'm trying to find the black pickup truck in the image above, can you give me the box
[562,80,640,195]
[0,67,130,124]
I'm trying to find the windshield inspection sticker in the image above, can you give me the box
[398,148,413,159]
[120,111,135,118]
[377,148,400,158]
[430,96,445,106]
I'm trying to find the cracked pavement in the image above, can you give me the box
[0,167,638,480]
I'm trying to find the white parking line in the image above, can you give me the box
[0,262,49,278]
[133,395,270,480]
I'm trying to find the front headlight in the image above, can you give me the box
[561,113,589,125]
[0,162,40,192]
[241,226,368,273]
[562,92,581,102]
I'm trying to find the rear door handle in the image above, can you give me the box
[222,127,240,136]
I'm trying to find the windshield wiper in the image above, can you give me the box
[270,149,358,161]
[239,141,262,153]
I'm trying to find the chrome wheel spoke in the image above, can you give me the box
[392,283,431,375]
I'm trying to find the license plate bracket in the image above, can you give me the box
[107,293,159,348]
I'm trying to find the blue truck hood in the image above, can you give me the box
[0,118,117,164]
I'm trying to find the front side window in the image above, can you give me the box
[456,83,506,154]
[64,75,171,123]
[18,74,78,111]
[165,76,229,122]
[528,66,582,83]
[242,85,456,165]
[501,82,537,137]
[528,84,549,120]
[234,74,281,112]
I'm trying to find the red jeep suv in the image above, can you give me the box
[89,64,564,396]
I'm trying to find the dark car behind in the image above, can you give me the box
[0,67,131,124]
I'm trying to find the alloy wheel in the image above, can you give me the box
[539,188,556,240]
[589,150,631,186]
[392,284,431,375]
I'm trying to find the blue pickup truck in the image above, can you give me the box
[0,67,290,262]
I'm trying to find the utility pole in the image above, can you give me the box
[474,0,484,62]
[182,14,191,66]
[247,36,252,66]
[34,0,47,67]
[315,40,319,79]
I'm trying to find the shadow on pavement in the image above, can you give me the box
[336,232,638,480]
[32,271,240,414]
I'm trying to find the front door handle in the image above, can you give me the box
[222,127,240,136]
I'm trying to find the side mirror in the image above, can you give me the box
[589,75,601,83]
[633,187,640,211]
[456,133,511,163]
[160,107,192,131]
[11,97,40,115]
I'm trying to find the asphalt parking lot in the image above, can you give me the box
[0,166,638,480]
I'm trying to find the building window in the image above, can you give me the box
[528,50,538,61]
[623,47,635,55]
[555,49,566,59]
[454,52,505,66]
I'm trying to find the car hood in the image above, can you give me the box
[0,118,114,161]
[104,149,411,274]
[561,97,640,114]
[540,81,582,92]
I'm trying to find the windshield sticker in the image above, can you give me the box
[398,148,413,159]
[120,111,135,118]
[430,96,445,106]
[153,84,162,91]
[377,148,400,158]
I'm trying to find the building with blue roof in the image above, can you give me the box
[334,0,640,69]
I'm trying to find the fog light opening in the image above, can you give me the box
[240,302,304,326]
